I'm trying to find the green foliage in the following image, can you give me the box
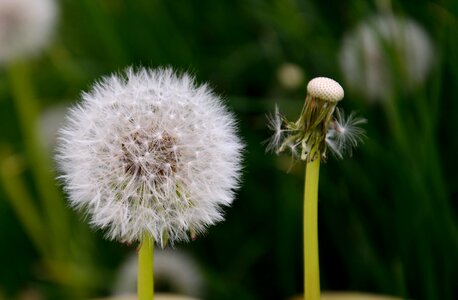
[0,0,457,299]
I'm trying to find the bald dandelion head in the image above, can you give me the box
[267,77,365,162]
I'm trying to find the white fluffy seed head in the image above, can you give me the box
[339,14,433,101]
[56,67,244,246]
[307,77,344,102]
[0,0,57,63]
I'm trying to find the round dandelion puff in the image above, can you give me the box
[0,0,57,63]
[56,67,244,247]
[339,14,433,101]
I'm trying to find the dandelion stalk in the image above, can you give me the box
[303,158,320,300]
[56,67,243,299]
[138,235,154,300]
[267,77,366,300]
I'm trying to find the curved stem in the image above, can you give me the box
[138,235,154,300]
[304,158,321,300]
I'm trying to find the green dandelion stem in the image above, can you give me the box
[303,157,321,300]
[138,234,154,300]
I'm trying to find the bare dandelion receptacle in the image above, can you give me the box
[268,77,362,162]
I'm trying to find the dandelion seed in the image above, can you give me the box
[326,108,367,158]
[265,104,285,152]
[56,67,244,246]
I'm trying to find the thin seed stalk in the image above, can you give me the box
[303,158,321,300]
[138,235,154,300]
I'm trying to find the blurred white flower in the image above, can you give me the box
[38,103,69,153]
[339,14,434,101]
[56,67,243,246]
[277,63,305,90]
[113,249,204,298]
[0,0,57,63]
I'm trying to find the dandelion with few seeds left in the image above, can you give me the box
[56,67,244,300]
[267,77,365,300]
[267,77,366,161]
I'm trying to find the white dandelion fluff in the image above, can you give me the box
[325,108,367,159]
[0,0,57,63]
[265,104,285,152]
[56,67,243,246]
[339,14,434,101]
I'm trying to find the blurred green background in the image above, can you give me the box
[0,0,457,299]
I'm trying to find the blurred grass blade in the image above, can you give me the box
[7,61,69,259]
[0,151,48,256]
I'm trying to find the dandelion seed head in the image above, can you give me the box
[56,67,244,246]
[339,14,433,101]
[0,0,57,63]
[307,77,344,102]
